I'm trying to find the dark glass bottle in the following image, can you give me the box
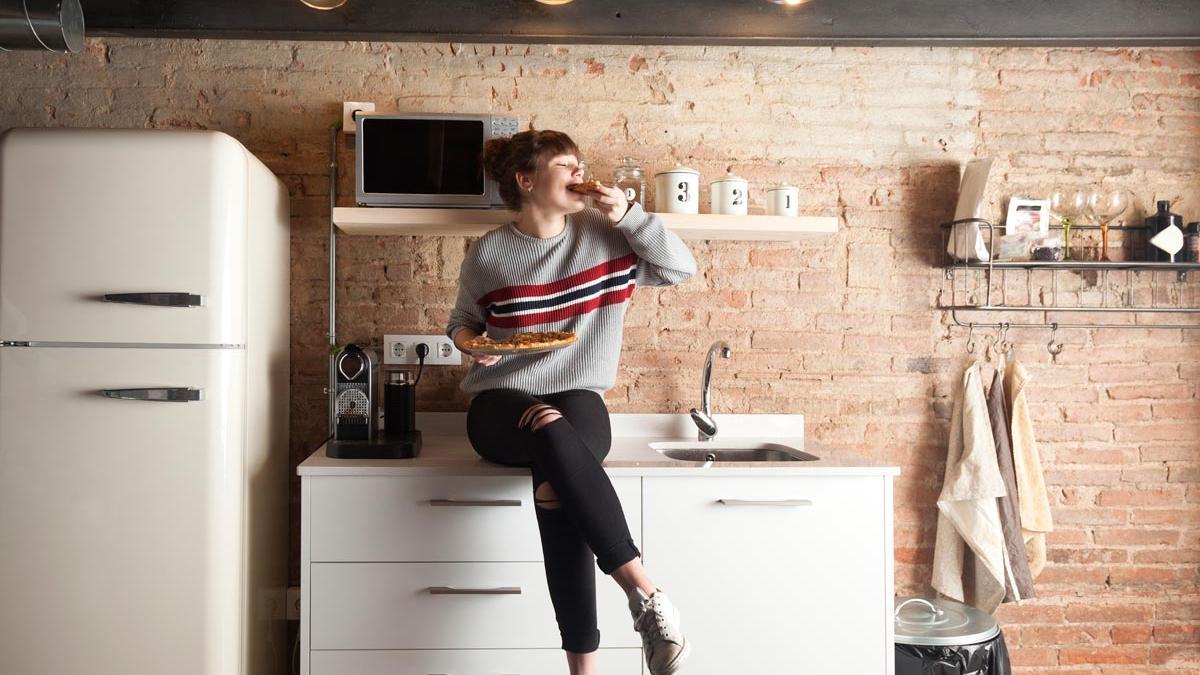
[1145,200,1183,262]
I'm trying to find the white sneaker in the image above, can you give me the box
[628,587,691,675]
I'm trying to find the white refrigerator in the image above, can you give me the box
[0,128,291,675]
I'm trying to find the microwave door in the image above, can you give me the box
[356,116,499,208]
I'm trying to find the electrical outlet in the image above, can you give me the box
[286,586,301,622]
[383,334,463,366]
[342,101,375,134]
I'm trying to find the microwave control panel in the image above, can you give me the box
[491,116,520,138]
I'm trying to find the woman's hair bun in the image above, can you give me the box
[481,136,512,183]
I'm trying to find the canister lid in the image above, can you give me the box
[654,162,699,177]
[767,184,797,192]
[894,596,1000,646]
[710,170,746,185]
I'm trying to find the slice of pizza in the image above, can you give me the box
[567,179,605,194]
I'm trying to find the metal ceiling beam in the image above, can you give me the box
[82,0,1200,47]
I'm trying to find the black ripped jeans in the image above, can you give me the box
[466,388,642,654]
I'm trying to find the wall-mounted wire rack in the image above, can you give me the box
[937,219,1200,331]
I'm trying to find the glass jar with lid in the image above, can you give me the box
[612,157,647,206]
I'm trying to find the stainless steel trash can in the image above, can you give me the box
[894,596,1012,675]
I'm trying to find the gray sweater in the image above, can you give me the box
[446,202,697,398]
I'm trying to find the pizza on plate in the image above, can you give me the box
[464,330,577,353]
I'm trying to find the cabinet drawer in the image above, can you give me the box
[642,475,889,674]
[310,562,641,650]
[310,475,639,562]
[310,648,643,675]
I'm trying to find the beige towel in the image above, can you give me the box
[932,363,1009,613]
[987,366,1037,602]
[1004,359,1054,577]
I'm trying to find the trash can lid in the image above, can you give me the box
[894,596,1000,646]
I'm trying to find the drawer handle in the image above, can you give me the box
[427,586,522,595]
[716,498,813,506]
[429,498,522,507]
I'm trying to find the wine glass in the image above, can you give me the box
[1086,188,1130,262]
[1048,188,1086,260]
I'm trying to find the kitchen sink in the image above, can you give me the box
[649,440,818,462]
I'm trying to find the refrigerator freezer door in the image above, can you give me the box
[0,346,246,675]
[0,128,249,344]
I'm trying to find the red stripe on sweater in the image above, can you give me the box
[487,285,635,328]
[478,252,639,306]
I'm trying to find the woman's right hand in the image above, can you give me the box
[470,352,502,366]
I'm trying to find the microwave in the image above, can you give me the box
[355,113,519,208]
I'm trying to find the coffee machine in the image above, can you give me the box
[333,343,378,441]
[328,343,421,459]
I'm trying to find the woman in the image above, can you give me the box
[445,129,697,675]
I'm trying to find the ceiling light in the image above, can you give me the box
[300,0,348,9]
[536,0,576,5]
[770,0,811,5]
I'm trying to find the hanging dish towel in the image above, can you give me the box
[1004,359,1054,577]
[987,366,1037,602]
[932,362,1009,613]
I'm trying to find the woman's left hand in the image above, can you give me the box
[590,183,631,225]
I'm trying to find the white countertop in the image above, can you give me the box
[298,413,900,477]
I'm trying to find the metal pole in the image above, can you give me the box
[327,123,338,438]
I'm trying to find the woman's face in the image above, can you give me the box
[519,153,586,214]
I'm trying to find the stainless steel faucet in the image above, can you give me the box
[690,340,732,441]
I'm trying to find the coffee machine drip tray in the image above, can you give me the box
[328,431,422,459]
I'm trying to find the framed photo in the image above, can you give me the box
[1005,197,1051,238]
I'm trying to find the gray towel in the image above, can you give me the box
[988,367,1037,601]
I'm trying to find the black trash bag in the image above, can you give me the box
[895,631,1011,675]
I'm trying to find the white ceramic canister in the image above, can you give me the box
[653,163,701,214]
[709,171,749,216]
[767,185,800,217]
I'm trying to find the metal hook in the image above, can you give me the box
[984,324,1004,362]
[966,324,977,354]
[1047,322,1064,358]
[999,322,1014,360]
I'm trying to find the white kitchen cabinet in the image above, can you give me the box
[300,474,644,675]
[298,420,898,675]
[642,476,895,674]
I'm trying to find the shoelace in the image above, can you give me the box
[634,596,673,644]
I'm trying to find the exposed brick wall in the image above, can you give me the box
[2,39,1197,671]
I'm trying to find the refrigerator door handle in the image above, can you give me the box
[102,293,206,308]
[102,387,205,402]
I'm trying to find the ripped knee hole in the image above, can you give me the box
[519,404,562,432]
[534,481,561,509]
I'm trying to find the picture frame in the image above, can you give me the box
[1004,197,1051,239]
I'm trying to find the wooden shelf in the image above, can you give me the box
[332,207,838,241]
